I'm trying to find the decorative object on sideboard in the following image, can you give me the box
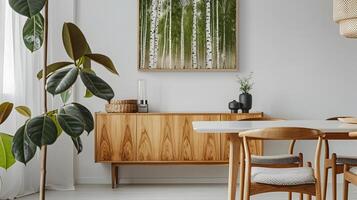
[239,93,252,113]
[138,0,238,71]
[237,73,254,113]
[105,100,138,113]
[138,101,149,113]
[228,100,241,113]
[138,79,149,113]
[333,0,357,38]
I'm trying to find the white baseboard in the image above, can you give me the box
[15,185,75,199]
[46,184,75,191]
[75,176,354,185]
[76,177,229,185]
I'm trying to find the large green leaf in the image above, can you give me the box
[12,125,37,165]
[23,13,44,52]
[59,103,93,134]
[37,62,74,79]
[49,114,62,136]
[56,114,84,138]
[84,89,94,98]
[62,23,88,61]
[15,106,32,118]
[85,54,119,75]
[80,71,114,102]
[26,116,58,147]
[0,102,14,125]
[9,0,46,18]
[82,69,94,98]
[0,133,15,170]
[60,89,72,104]
[83,45,92,70]
[46,67,79,95]
[71,136,82,154]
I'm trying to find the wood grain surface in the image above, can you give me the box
[95,112,263,163]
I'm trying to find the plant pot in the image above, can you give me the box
[239,93,252,113]
[228,100,241,113]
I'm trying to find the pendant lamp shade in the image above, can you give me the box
[334,0,357,38]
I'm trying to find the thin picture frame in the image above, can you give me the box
[137,0,239,72]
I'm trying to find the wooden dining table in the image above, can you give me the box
[192,120,357,200]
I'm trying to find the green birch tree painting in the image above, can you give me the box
[139,0,237,71]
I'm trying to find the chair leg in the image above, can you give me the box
[343,179,349,200]
[316,192,322,200]
[288,192,292,200]
[244,158,251,200]
[239,142,245,200]
[299,193,303,200]
[331,154,337,200]
[299,153,304,200]
[316,179,322,200]
[322,166,329,200]
[343,165,352,200]
[307,162,312,200]
[243,174,251,200]
[244,190,250,200]
[332,169,337,200]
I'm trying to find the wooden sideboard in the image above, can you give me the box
[94,112,263,187]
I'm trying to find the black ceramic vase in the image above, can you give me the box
[228,100,241,113]
[239,93,252,113]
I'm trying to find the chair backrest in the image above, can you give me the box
[349,132,357,138]
[240,118,306,155]
[241,127,323,180]
[326,116,351,121]
[240,117,284,121]
[240,127,323,140]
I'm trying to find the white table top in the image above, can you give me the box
[192,120,357,133]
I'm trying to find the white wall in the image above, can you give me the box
[73,0,357,184]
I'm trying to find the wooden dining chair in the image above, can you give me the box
[240,127,323,200]
[322,117,357,200]
[342,132,357,200]
[238,118,304,200]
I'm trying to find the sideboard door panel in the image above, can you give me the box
[95,112,264,163]
[220,113,264,161]
[137,115,177,161]
[174,115,221,161]
[95,114,136,162]
[159,115,177,161]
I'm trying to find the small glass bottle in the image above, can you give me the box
[137,79,149,112]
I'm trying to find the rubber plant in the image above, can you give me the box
[8,0,118,199]
[0,102,15,170]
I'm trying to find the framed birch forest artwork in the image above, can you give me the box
[138,0,238,71]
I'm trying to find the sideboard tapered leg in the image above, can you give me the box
[111,164,116,189]
[116,165,119,187]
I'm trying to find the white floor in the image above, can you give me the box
[19,184,357,200]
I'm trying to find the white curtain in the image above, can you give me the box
[0,0,43,198]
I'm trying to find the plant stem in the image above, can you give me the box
[39,146,47,200]
[39,1,49,200]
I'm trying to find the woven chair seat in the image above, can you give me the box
[251,167,315,186]
[336,156,357,165]
[251,154,300,165]
[350,167,357,175]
